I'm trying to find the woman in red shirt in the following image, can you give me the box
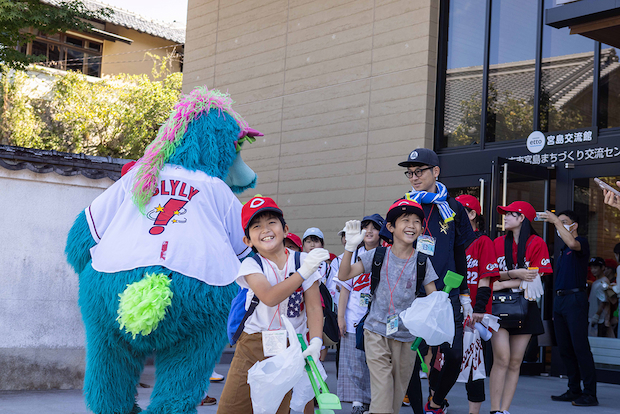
[491,201,552,414]
[455,195,499,414]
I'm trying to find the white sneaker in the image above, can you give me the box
[210,370,224,382]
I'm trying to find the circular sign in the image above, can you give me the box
[526,131,545,153]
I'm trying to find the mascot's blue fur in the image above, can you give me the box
[66,91,257,414]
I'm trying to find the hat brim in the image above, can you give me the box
[398,161,433,167]
[244,207,283,230]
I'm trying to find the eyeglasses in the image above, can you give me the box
[404,166,433,179]
[506,211,522,218]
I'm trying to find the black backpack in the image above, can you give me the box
[354,247,428,351]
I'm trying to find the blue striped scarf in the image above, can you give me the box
[405,181,455,223]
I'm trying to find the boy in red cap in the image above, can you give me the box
[284,232,303,252]
[217,196,328,414]
[339,199,438,414]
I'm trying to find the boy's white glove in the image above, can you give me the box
[344,220,366,252]
[303,337,323,362]
[459,294,473,320]
[298,248,330,280]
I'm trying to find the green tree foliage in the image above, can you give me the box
[0,0,112,70]
[0,65,182,158]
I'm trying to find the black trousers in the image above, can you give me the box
[553,291,597,397]
[428,294,465,406]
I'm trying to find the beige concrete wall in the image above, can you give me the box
[0,168,113,389]
[102,26,183,78]
[183,0,439,252]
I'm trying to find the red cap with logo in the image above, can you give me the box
[242,196,283,231]
[285,233,302,250]
[497,201,536,222]
[455,194,481,216]
[386,199,425,223]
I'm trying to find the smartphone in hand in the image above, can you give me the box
[594,177,620,197]
[534,212,546,222]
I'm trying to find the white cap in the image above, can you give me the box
[303,227,324,241]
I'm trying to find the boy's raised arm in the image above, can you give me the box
[245,248,329,307]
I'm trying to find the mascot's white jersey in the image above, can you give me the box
[85,164,250,285]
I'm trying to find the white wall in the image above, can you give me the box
[0,168,113,390]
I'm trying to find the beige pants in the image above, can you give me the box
[217,332,292,414]
[364,329,417,414]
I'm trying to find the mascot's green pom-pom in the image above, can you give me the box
[117,273,173,339]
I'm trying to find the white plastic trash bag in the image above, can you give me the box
[457,325,486,383]
[247,317,305,414]
[400,291,455,346]
[290,358,327,412]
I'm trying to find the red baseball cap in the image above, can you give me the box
[604,258,617,269]
[285,233,302,250]
[121,160,136,177]
[455,194,481,216]
[386,199,425,223]
[497,201,536,222]
[241,196,283,231]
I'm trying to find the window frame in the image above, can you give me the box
[20,32,104,77]
[435,0,602,152]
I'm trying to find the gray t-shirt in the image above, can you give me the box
[359,247,438,342]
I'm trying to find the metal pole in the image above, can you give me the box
[479,177,485,215]
[502,163,508,231]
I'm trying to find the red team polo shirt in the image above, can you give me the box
[494,234,553,279]
[467,232,500,314]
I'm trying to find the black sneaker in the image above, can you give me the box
[572,394,598,406]
[551,390,581,402]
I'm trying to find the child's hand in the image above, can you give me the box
[344,220,366,252]
[298,248,330,280]
[338,316,347,337]
[303,337,322,362]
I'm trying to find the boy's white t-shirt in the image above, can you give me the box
[86,165,250,285]
[336,246,372,333]
[237,249,322,335]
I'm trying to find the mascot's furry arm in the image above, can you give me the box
[65,210,96,275]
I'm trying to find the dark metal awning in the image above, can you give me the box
[546,0,620,48]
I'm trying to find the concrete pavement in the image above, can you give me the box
[1,358,619,414]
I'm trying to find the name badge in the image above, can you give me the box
[386,314,399,336]
[262,330,287,357]
[418,235,436,256]
[360,293,371,307]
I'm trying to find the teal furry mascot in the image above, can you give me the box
[65,87,260,414]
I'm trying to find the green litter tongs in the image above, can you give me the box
[411,270,464,352]
[297,334,342,413]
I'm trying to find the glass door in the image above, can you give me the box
[567,164,620,375]
[442,174,492,233]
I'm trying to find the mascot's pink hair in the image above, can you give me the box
[131,86,250,214]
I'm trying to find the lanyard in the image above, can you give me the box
[422,204,435,238]
[265,251,289,330]
[385,246,414,314]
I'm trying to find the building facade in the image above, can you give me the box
[25,0,186,78]
[184,0,620,380]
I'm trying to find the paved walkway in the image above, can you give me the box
[1,359,618,414]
